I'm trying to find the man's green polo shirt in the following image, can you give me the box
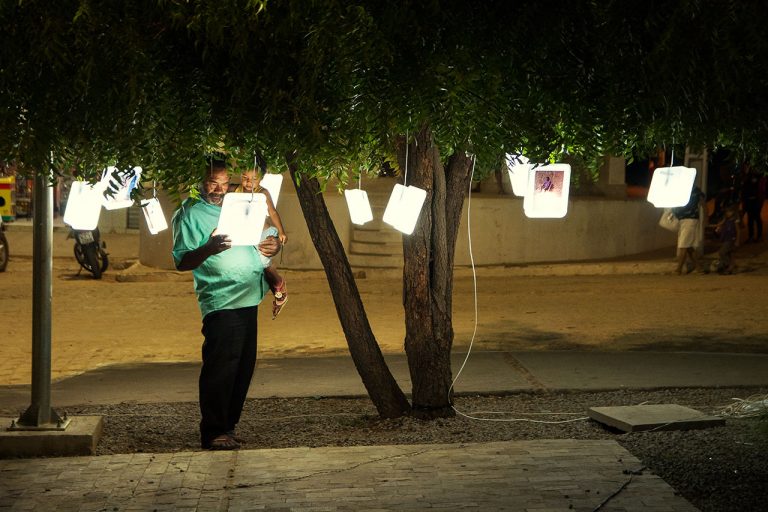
[172,197,269,319]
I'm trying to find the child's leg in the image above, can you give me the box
[259,226,280,291]
[263,265,282,290]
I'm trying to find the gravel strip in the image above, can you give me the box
[3,387,766,512]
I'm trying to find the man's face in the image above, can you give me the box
[203,168,230,206]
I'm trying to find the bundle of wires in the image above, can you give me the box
[718,394,768,419]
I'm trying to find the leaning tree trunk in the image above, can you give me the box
[287,158,411,419]
[397,125,474,419]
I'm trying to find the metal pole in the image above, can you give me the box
[15,171,67,430]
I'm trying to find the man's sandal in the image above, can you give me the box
[272,280,288,319]
[206,434,240,451]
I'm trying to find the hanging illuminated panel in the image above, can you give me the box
[344,189,374,225]
[260,173,283,207]
[141,197,168,234]
[382,183,427,235]
[216,192,268,246]
[523,164,571,218]
[647,166,697,208]
[102,166,142,210]
[505,154,534,197]
[63,180,105,230]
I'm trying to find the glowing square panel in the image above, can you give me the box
[260,173,283,207]
[141,197,168,234]
[647,166,697,208]
[63,180,105,230]
[505,154,533,197]
[344,189,374,225]
[216,192,268,246]
[523,164,571,218]
[383,183,427,235]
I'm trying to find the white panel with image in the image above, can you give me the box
[523,164,571,218]
[101,166,142,210]
[141,197,168,234]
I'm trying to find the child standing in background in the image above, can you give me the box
[237,168,289,318]
[715,203,740,274]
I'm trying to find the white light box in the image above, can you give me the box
[101,166,142,210]
[382,183,427,235]
[141,197,168,235]
[523,164,571,218]
[344,189,374,225]
[647,166,696,208]
[216,192,268,246]
[505,154,534,197]
[63,180,106,230]
[260,173,283,207]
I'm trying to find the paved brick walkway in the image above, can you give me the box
[0,440,697,511]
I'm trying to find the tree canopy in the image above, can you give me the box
[3,0,767,185]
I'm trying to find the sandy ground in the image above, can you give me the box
[1,240,768,386]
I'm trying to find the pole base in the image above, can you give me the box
[8,417,71,431]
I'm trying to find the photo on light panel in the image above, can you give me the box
[523,164,571,218]
[259,173,283,207]
[647,166,697,208]
[344,189,374,225]
[141,197,168,235]
[505,154,533,197]
[216,192,268,246]
[101,166,142,210]
[63,180,106,230]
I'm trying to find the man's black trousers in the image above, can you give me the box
[199,306,258,447]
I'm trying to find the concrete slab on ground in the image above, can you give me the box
[0,416,103,457]
[0,440,698,511]
[588,404,726,432]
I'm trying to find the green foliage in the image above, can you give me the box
[2,0,767,193]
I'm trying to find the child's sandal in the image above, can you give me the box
[272,281,288,319]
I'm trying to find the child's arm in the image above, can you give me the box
[262,189,288,244]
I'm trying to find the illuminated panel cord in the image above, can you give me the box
[449,156,588,425]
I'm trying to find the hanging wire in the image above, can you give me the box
[251,154,257,201]
[403,130,409,187]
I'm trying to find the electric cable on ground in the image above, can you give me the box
[449,155,588,425]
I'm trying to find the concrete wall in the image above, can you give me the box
[139,178,676,270]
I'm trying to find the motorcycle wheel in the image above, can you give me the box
[75,243,105,279]
[74,242,87,267]
[85,245,102,279]
[0,232,8,272]
[98,249,109,273]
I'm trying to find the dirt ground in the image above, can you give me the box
[1,245,767,386]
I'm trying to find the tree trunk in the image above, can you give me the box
[288,159,411,419]
[397,125,473,419]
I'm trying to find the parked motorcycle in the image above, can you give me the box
[0,217,8,272]
[70,227,108,279]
